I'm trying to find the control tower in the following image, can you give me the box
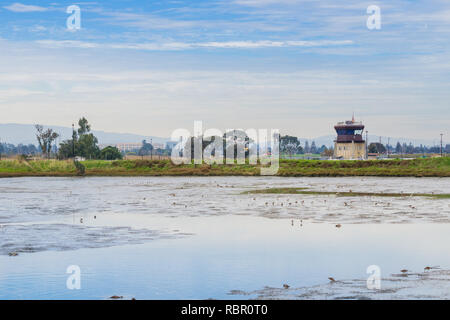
[333,115,366,160]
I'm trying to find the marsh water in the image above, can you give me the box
[0,176,450,299]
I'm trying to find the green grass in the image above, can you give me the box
[0,157,449,177]
[244,187,450,199]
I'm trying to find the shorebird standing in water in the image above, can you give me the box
[424,266,439,271]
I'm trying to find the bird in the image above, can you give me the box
[328,277,336,283]
[336,224,342,228]
[94,216,96,219]
[8,252,18,256]
[424,266,440,271]
[400,269,408,274]
[80,218,83,223]
[283,284,290,289]
[110,295,123,299]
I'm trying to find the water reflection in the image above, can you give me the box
[0,176,449,299]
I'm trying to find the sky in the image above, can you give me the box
[0,0,449,140]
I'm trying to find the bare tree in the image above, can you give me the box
[35,125,59,159]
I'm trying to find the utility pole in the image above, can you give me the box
[441,133,444,157]
[379,136,382,155]
[150,138,153,160]
[72,123,75,158]
[365,131,368,159]
[387,137,390,158]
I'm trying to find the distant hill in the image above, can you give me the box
[0,123,168,146]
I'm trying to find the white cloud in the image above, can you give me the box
[36,39,354,51]
[30,25,47,32]
[3,3,47,12]
[233,0,309,6]
[36,40,100,49]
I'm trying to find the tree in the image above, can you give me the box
[138,140,154,156]
[100,146,122,160]
[78,133,100,159]
[317,144,327,154]
[58,117,99,159]
[406,142,414,154]
[280,135,302,157]
[77,117,91,136]
[35,125,59,159]
[368,142,386,154]
[395,142,402,154]
[368,143,377,153]
[310,141,317,154]
[304,141,310,153]
[58,140,76,159]
[321,146,334,157]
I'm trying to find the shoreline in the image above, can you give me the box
[0,157,449,178]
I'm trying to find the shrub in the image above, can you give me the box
[73,160,85,175]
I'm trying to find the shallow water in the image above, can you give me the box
[0,176,449,299]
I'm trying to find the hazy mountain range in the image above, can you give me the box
[0,123,442,148]
[0,123,168,146]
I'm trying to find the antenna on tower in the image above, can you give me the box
[352,112,355,123]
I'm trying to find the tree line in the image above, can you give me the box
[368,142,450,154]
[32,117,123,160]
[280,135,333,157]
[1,123,447,159]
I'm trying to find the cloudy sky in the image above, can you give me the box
[0,0,449,140]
